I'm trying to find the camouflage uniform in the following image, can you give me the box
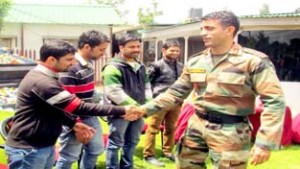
[142,44,285,169]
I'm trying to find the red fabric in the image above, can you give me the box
[55,145,60,161]
[249,105,292,146]
[0,164,8,169]
[62,82,95,94]
[63,97,81,114]
[281,106,292,146]
[141,124,148,134]
[103,133,108,147]
[292,113,300,143]
[174,103,195,143]
[141,123,164,134]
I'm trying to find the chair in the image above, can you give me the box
[249,105,292,147]
[0,117,14,148]
[174,103,195,144]
[0,117,13,169]
[292,113,300,144]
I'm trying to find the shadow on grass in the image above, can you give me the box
[134,146,164,160]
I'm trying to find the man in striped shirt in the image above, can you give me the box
[56,30,110,169]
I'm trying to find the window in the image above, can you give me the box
[157,40,163,60]
[239,30,300,82]
[188,36,205,59]
[143,40,156,66]
[0,38,15,48]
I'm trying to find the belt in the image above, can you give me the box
[196,111,246,124]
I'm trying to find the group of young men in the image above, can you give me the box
[4,10,285,169]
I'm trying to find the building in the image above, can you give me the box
[0,4,123,82]
[141,13,300,115]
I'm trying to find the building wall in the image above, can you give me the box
[0,23,113,82]
[1,23,111,57]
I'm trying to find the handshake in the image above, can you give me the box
[122,106,147,121]
[74,106,147,144]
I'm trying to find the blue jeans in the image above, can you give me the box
[106,118,144,169]
[56,117,104,169]
[5,145,55,169]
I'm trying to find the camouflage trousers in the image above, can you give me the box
[175,114,251,169]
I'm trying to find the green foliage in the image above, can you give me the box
[92,0,128,19]
[260,3,270,15]
[137,0,162,25]
[0,0,12,32]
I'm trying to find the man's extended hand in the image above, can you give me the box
[73,122,96,144]
[250,145,271,165]
[122,106,146,121]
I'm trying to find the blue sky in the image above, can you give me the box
[13,0,300,24]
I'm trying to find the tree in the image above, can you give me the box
[295,7,300,13]
[260,3,270,15]
[0,0,12,32]
[90,0,128,19]
[137,0,162,25]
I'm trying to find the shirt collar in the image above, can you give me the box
[75,53,92,67]
[34,63,59,79]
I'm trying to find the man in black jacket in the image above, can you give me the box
[143,40,183,167]
[5,40,142,169]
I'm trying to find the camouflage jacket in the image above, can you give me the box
[142,44,285,150]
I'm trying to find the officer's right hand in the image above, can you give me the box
[250,145,271,165]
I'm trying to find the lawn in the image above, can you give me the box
[0,111,300,169]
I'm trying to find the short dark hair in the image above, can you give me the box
[40,40,76,62]
[162,40,180,49]
[201,10,240,36]
[78,30,110,49]
[118,33,141,47]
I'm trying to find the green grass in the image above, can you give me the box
[0,111,300,169]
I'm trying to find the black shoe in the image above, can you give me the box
[144,156,165,167]
[163,154,175,162]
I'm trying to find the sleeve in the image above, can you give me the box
[148,63,159,85]
[60,112,77,128]
[141,66,193,116]
[252,58,286,150]
[102,64,139,106]
[31,79,125,118]
[145,67,153,102]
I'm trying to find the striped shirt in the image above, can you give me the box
[59,53,95,103]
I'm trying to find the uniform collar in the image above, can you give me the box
[203,43,243,56]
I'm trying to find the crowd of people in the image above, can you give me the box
[4,10,285,169]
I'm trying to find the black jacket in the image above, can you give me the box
[148,58,183,98]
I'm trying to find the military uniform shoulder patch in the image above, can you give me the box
[228,57,245,64]
[243,47,268,59]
